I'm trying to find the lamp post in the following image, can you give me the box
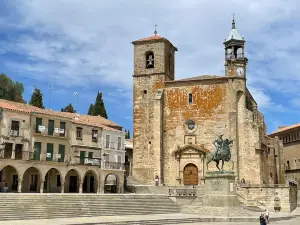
[74,92,78,110]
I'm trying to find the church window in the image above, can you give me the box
[146,52,154,69]
[188,94,193,104]
[143,90,147,94]
[287,161,290,170]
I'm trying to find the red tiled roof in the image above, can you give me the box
[269,123,300,136]
[133,35,164,43]
[0,99,123,133]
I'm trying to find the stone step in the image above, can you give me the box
[0,194,181,220]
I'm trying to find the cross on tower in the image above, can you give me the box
[231,12,235,21]
[154,24,158,36]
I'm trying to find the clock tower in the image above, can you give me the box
[224,16,248,77]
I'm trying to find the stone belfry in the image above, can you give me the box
[131,27,177,184]
[224,14,248,77]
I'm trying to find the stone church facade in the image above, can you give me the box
[132,19,284,186]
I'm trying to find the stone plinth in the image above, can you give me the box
[203,171,239,207]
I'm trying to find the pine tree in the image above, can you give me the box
[88,104,94,115]
[29,88,44,108]
[92,92,108,119]
[127,130,131,139]
[61,103,76,113]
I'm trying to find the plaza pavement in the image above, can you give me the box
[0,209,299,225]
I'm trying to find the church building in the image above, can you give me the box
[132,18,284,186]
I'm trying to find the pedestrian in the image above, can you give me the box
[265,209,269,223]
[259,213,266,225]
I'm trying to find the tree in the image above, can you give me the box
[127,130,131,139]
[88,104,94,115]
[92,92,108,119]
[61,103,76,113]
[29,88,44,109]
[0,73,25,103]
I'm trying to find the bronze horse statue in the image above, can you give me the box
[206,135,234,171]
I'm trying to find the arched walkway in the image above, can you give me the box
[64,169,80,193]
[104,173,118,193]
[22,167,42,193]
[44,168,62,193]
[83,170,98,193]
[0,165,19,192]
[183,163,198,185]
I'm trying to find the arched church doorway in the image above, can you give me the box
[183,163,198,185]
[104,174,118,193]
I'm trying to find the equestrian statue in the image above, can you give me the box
[206,134,234,171]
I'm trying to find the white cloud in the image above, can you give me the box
[1,0,300,126]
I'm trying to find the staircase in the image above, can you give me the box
[0,194,180,221]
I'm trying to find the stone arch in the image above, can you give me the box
[183,163,198,186]
[22,166,43,193]
[145,51,154,69]
[64,168,81,193]
[104,173,119,193]
[83,170,98,193]
[44,168,63,193]
[0,165,20,192]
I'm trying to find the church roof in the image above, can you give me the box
[269,123,300,136]
[168,75,225,82]
[225,19,244,42]
[133,35,164,43]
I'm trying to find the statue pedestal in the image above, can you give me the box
[203,171,239,207]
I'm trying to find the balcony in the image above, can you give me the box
[32,124,68,138]
[104,141,124,150]
[102,161,125,170]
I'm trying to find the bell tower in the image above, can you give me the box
[131,29,177,184]
[224,15,248,77]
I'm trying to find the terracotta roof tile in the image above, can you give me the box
[0,99,123,133]
[133,35,164,43]
[167,75,225,82]
[269,123,300,135]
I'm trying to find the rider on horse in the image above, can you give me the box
[212,134,224,161]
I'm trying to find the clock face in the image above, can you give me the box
[236,67,244,76]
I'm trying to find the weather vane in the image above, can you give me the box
[154,24,158,36]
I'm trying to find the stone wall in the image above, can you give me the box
[285,170,300,189]
[236,183,298,212]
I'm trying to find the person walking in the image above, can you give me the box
[259,213,267,225]
[265,209,270,223]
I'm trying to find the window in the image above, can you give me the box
[48,120,54,135]
[76,127,83,139]
[80,151,86,164]
[104,154,110,162]
[11,120,20,131]
[117,137,122,150]
[57,175,61,187]
[33,142,41,161]
[88,152,93,159]
[146,52,154,69]
[35,118,42,133]
[60,121,66,137]
[58,144,65,162]
[105,135,110,148]
[143,90,147,94]
[287,161,290,170]
[10,120,20,136]
[92,130,98,142]
[46,143,53,161]
[188,93,193,104]
[117,155,122,163]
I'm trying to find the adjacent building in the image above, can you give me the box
[0,99,125,193]
[269,124,300,189]
[131,18,284,186]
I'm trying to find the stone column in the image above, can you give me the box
[99,172,104,194]
[40,180,44,193]
[79,180,83,193]
[60,178,65,193]
[17,178,22,193]
[11,143,16,159]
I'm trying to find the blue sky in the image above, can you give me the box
[1,0,300,134]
